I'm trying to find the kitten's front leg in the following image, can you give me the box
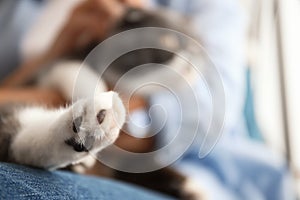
[9,91,125,170]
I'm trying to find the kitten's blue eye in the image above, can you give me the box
[72,116,82,133]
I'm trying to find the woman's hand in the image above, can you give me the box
[0,88,65,107]
[48,0,144,59]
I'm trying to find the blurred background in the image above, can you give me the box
[242,0,300,195]
[0,0,300,199]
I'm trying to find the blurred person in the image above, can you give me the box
[0,0,141,106]
[147,1,295,200]
[0,0,296,200]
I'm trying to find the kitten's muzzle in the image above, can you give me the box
[65,137,88,152]
[65,135,95,152]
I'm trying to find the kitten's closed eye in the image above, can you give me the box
[97,109,106,124]
[72,116,83,133]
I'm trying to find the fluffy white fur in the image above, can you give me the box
[183,178,207,200]
[9,61,125,170]
[39,61,107,100]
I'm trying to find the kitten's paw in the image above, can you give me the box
[181,178,207,200]
[70,155,97,174]
[64,91,126,153]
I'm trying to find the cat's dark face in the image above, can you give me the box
[71,7,189,66]
[69,8,192,91]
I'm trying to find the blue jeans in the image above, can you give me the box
[0,162,173,200]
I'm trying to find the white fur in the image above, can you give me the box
[71,155,97,174]
[39,61,107,100]
[11,92,125,169]
[10,61,125,170]
[183,178,207,200]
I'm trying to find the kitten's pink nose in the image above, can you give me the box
[97,109,106,124]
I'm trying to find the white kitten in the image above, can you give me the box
[0,61,126,170]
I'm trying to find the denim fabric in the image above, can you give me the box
[0,163,173,200]
[174,137,296,200]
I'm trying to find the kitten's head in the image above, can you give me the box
[62,91,125,153]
